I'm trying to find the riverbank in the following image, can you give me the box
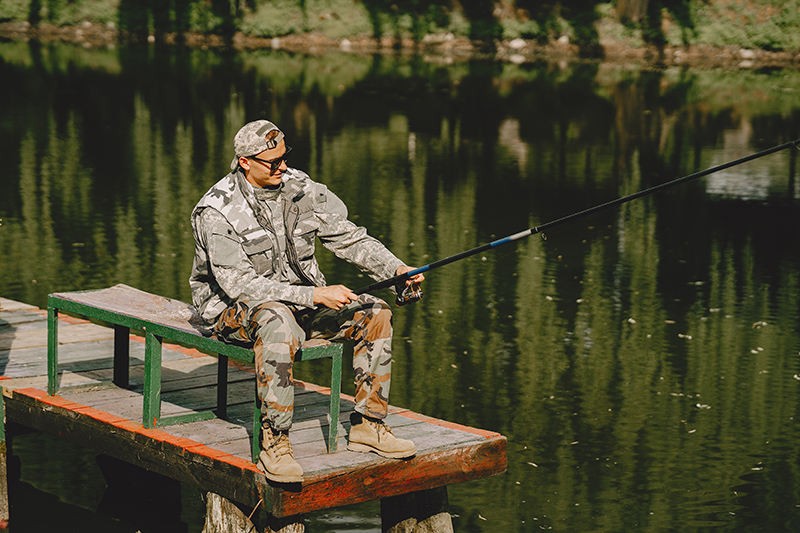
[2,20,800,70]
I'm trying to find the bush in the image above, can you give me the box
[41,0,119,26]
[241,0,372,39]
[502,18,541,40]
[0,0,31,22]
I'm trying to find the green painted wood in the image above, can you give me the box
[47,286,345,460]
[252,387,261,462]
[47,306,58,395]
[329,353,342,453]
[295,343,342,361]
[143,331,162,429]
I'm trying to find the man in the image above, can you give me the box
[190,120,423,483]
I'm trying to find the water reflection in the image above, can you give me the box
[1,41,799,531]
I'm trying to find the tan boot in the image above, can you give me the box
[258,426,304,483]
[347,414,416,459]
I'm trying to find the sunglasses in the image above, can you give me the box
[248,146,292,172]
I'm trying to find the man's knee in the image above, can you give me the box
[249,302,302,336]
[360,295,393,341]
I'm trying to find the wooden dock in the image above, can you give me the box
[0,296,507,530]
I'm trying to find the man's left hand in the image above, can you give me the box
[395,265,424,286]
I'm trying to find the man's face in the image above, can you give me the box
[240,139,289,188]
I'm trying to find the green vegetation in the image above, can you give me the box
[1,0,800,53]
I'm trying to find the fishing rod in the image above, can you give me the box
[357,138,800,303]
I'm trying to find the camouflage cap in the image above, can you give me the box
[230,120,285,170]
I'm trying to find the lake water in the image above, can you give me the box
[1,40,800,532]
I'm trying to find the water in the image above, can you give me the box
[1,40,800,531]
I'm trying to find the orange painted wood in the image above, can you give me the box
[279,436,507,516]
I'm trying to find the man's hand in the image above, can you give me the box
[313,285,358,310]
[394,265,424,306]
[395,265,424,286]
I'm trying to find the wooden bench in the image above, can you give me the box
[46,284,343,461]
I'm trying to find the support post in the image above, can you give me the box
[202,492,304,533]
[328,351,342,453]
[0,395,9,529]
[47,305,58,395]
[217,354,228,419]
[113,324,130,388]
[142,329,162,428]
[381,486,454,533]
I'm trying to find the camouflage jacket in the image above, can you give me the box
[190,168,405,323]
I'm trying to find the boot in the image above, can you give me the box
[258,425,304,483]
[347,413,417,459]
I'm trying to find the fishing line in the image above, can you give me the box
[356,139,800,299]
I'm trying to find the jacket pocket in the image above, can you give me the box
[293,212,318,261]
[242,237,274,276]
[209,232,243,268]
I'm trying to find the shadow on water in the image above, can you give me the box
[6,426,205,533]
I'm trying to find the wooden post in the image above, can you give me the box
[0,395,9,529]
[46,305,59,395]
[381,486,454,533]
[142,329,162,428]
[202,492,305,533]
[113,324,130,388]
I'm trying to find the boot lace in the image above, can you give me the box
[371,419,395,442]
[268,431,296,458]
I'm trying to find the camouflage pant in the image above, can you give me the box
[213,294,393,431]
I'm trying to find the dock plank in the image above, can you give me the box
[0,322,115,351]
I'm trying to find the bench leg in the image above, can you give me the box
[328,353,342,453]
[47,306,59,395]
[252,384,261,463]
[217,354,228,419]
[143,330,162,429]
[113,325,130,389]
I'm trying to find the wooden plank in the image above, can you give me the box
[281,435,505,517]
[0,299,38,312]
[0,338,198,379]
[0,322,114,351]
[1,371,110,394]
[0,309,47,327]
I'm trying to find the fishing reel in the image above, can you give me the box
[395,281,423,306]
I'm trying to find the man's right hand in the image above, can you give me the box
[313,285,358,310]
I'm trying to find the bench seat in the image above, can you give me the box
[46,284,343,461]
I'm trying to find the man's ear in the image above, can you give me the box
[238,156,251,171]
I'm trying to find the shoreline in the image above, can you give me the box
[2,21,800,69]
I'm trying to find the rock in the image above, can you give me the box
[508,38,526,50]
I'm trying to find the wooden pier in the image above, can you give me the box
[0,295,507,531]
